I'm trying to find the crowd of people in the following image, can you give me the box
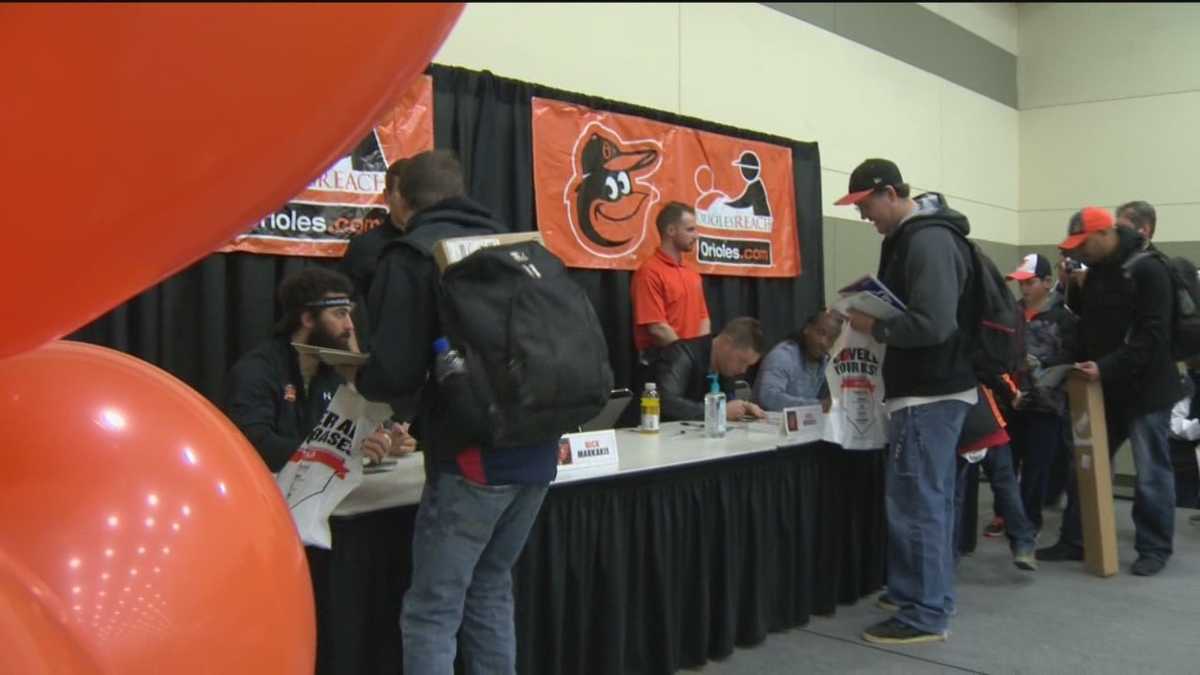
[220,149,1200,667]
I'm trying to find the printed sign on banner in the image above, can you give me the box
[532,97,800,277]
[221,75,434,257]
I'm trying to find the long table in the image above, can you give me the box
[308,422,886,675]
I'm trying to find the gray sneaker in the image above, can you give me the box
[1013,548,1039,572]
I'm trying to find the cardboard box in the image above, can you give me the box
[1066,376,1119,577]
[433,231,545,271]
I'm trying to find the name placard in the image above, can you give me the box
[782,405,824,445]
[556,429,620,475]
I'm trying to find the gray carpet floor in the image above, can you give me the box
[692,490,1200,674]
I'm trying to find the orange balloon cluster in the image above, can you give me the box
[0,342,316,673]
[0,549,105,675]
[0,3,464,360]
[0,3,464,673]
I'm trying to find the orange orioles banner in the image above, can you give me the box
[221,76,434,257]
[532,97,800,277]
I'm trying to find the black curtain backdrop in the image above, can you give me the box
[70,65,824,404]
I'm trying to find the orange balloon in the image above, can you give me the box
[0,549,107,675]
[0,341,314,674]
[0,3,463,360]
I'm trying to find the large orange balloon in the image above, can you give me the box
[0,549,107,674]
[0,3,463,360]
[0,341,314,674]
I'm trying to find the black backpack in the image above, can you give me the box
[408,238,614,448]
[919,223,1022,378]
[1122,250,1200,361]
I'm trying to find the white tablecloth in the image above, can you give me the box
[332,421,802,517]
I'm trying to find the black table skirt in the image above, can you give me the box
[308,443,885,675]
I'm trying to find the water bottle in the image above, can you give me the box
[432,336,489,439]
[432,337,466,384]
[704,374,727,438]
[640,382,660,433]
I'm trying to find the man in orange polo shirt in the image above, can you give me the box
[632,202,710,357]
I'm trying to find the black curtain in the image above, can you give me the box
[430,64,825,390]
[70,65,825,402]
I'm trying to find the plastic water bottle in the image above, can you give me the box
[704,374,727,438]
[640,382,660,433]
[432,337,466,384]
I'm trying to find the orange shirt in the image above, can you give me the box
[632,249,709,352]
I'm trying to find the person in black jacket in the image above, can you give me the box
[223,267,411,472]
[1168,361,1200,509]
[349,150,556,674]
[1037,207,1183,577]
[1004,254,1078,534]
[651,317,767,422]
[338,158,410,352]
[838,158,977,645]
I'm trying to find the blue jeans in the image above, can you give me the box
[1059,408,1175,562]
[956,445,1037,556]
[885,400,971,634]
[401,472,549,675]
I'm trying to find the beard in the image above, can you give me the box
[307,322,352,351]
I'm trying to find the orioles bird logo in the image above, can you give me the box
[563,123,662,258]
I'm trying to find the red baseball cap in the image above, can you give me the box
[1059,207,1114,250]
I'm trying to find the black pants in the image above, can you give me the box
[1170,438,1200,508]
[1008,409,1066,532]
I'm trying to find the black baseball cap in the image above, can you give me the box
[834,158,904,206]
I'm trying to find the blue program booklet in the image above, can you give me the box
[833,275,906,320]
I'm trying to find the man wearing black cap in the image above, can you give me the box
[1037,207,1181,576]
[836,159,978,645]
[1003,254,1077,535]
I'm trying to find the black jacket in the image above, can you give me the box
[1015,292,1078,416]
[338,220,403,352]
[1063,227,1183,415]
[222,336,343,472]
[650,336,735,421]
[872,193,978,399]
[355,196,563,484]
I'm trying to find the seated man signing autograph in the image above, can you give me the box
[651,317,767,422]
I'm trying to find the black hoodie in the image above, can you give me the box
[355,197,558,485]
[872,193,978,400]
[1063,226,1183,415]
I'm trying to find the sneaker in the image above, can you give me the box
[876,593,899,611]
[1131,556,1166,577]
[1036,541,1084,562]
[862,618,947,645]
[983,517,1006,538]
[1012,549,1039,572]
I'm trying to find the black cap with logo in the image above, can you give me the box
[834,158,904,206]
